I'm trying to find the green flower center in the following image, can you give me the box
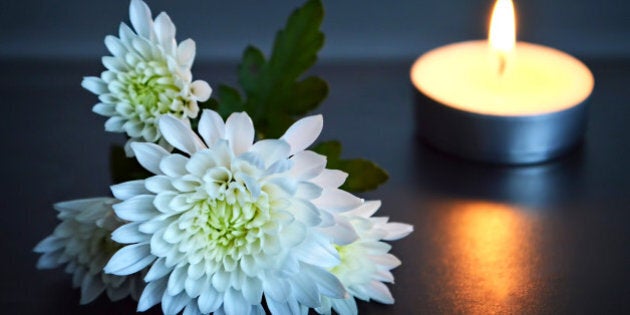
[122,60,181,114]
[202,198,267,251]
[174,184,272,268]
[109,58,192,141]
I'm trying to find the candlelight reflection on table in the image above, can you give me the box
[428,201,542,314]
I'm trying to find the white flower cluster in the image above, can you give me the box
[34,198,145,304]
[35,1,412,314]
[82,0,211,155]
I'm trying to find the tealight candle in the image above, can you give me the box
[410,0,594,164]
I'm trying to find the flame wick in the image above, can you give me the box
[498,53,507,77]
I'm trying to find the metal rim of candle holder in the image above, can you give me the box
[413,89,589,165]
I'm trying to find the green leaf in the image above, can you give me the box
[239,46,266,94]
[312,140,342,161]
[265,0,324,82]
[216,84,245,117]
[337,158,389,193]
[109,145,152,184]
[213,0,327,138]
[199,97,219,111]
[290,76,328,115]
[313,141,389,192]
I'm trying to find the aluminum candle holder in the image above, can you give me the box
[409,0,594,165]
[412,89,589,164]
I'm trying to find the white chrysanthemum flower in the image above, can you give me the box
[34,198,145,304]
[316,201,413,315]
[82,0,211,154]
[104,109,367,315]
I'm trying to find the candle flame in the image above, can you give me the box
[489,0,516,76]
[489,0,516,53]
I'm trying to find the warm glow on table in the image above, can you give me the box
[435,201,540,314]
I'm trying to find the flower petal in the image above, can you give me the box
[224,112,254,155]
[185,150,216,175]
[159,115,205,155]
[366,280,394,304]
[162,291,191,315]
[224,287,249,315]
[154,12,176,54]
[370,253,401,269]
[290,268,319,308]
[241,276,263,305]
[167,264,187,296]
[33,236,64,253]
[159,154,189,177]
[36,252,62,269]
[295,182,323,200]
[311,169,348,189]
[54,197,113,215]
[331,298,358,315]
[281,115,323,155]
[265,159,293,176]
[145,175,175,193]
[262,277,288,302]
[197,282,222,314]
[382,222,414,241]
[289,200,321,226]
[104,35,127,58]
[251,139,291,167]
[183,302,203,315]
[150,229,172,257]
[105,243,154,275]
[184,273,205,296]
[129,0,153,39]
[102,56,128,72]
[312,189,363,212]
[131,142,169,174]
[293,233,340,269]
[320,216,358,245]
[113,195,158,221]
[80,275,106,304]
[304,264,346,299]
[197,110,225,147]
[92,103,116,116]
[112,222,149,244]
[81,76,108,94]
[119,22,135,43]
[108,285,131,301]
[347,200,380,217]
[111,180,149,200]
[105,116,126,132]
[138,277,167,311]
[289,150,326,180]
[177,39,196,67]
[144,257,172,282]
[131,37,154,59]
[266,298,296,315]
[190,80,212,101]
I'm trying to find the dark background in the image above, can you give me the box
[1,0,630,314]
[1,0,630,61]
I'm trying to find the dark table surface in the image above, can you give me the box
[1,58,629,314]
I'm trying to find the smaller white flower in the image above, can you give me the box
[82,0,211,154]
[316,201,413,315]
[34,198,145,304]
